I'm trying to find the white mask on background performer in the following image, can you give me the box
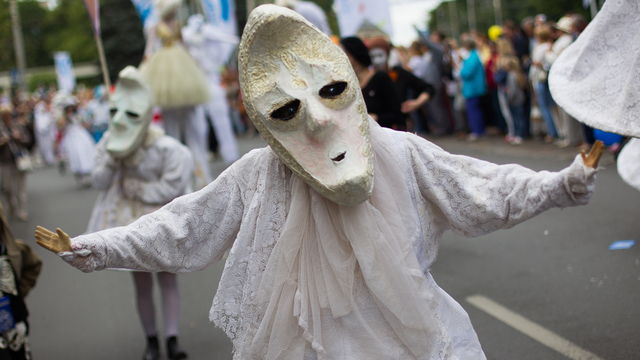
[106,67,154,159]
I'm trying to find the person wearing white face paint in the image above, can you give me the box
[36,6,604,360]
[86,67,193,360]
[182,14,240,165]
[141,0,212,190]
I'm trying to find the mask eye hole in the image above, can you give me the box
[319,82,348,99]
[271,99,300,121]
[109,108,117,117]
[126,111,140,119]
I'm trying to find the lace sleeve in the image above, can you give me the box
[407,137,597,237]
[71,164,243,273]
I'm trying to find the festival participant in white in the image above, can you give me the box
[86,67,193,360]
[141,0,211,189]
[37,6,603,360]
[182,14,240,164]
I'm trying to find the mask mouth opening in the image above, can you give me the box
[331,152,346,162]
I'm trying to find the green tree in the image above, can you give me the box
[44,0,97,64]
[100,0,145,84]
[0,0,50,71]
[429,0,591,38]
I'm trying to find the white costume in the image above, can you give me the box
[141,0,212,189]
[549,0,640,192]
[33,101,57,165]
[49,6,598,360]
[87,66,193,360]
[54,94,96,180]
[183,14,240,164]
[87,128,193,232]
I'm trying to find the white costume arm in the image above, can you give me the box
[64,165,243,273]
[407,136,597,237]
[122,140,194,204]
[91,137,119,190]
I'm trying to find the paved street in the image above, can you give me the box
[7,133,639,360]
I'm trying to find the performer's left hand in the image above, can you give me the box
[581,140,605,168]
[35,226,71,253]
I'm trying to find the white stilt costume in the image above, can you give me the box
[37,6,603,360]
[549,0,640,192]
[140,0,212,189]
[183,14,240,164]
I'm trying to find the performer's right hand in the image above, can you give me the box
[35,226,105,273]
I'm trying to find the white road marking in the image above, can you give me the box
[466,295,605,360]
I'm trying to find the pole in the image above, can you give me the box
[448,0,460,39]
[493,0,502,26]
[467,0,476,31]
[95,34,111,91]
[9,0,27,92]
[247,0,255,14]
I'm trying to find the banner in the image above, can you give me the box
[130,0,157,30]
[54,52,76,93]
[83,0,100,35]
[335,0,393,38]
[200,0,238,36]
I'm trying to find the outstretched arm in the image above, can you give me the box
[35,164,244,273]
[408,136,603,238]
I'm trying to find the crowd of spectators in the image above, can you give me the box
[347,13,596,151]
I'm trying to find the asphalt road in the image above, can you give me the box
[7,133,639,360]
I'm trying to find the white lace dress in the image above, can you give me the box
[67,121,597,359]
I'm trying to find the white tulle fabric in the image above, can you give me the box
[63,120,597,359]
[548,0,640,137]
[617,138,640,192]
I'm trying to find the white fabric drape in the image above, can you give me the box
[251,123,444,359]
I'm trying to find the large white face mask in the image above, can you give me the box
[106,66,154,159]
[239,5,374,206]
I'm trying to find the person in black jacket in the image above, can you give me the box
[368,37,435,132]
[340,37,406,130]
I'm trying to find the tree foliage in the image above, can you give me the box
[428,0,592,38]
[100,0,145,83]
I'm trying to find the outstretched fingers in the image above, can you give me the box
[34,226,72,253]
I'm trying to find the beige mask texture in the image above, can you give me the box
[238,5,374,206]
[106,66,154,159]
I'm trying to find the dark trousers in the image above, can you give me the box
[465,97,485,135]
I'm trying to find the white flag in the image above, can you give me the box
[54,52,76,93]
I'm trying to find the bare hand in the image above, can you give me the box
[581,140,605,168]
[35,226,72,253]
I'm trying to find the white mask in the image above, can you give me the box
[239,5,373,206]
[106,66,154,159]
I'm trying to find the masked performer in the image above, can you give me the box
[548,0,640,193]
[87,67,193,360]
[141,0,211,189]
[182,14,240,164]
[37,6,603,360]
